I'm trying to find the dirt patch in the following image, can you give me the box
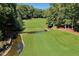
[56,28,79,36]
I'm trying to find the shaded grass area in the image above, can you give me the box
[21,18,79,56]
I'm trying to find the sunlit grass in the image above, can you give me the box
[21,18,79,56]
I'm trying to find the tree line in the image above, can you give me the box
[47,3,79,32]
[16,4,47,19]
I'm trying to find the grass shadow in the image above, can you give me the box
[21,30,48,34]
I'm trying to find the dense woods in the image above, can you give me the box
[48,3,79,32]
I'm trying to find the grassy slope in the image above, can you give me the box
[21,18,79,56]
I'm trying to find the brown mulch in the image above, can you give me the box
[56,28,79,36]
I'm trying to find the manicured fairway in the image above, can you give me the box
[21,18,79,56]
[23,18,47,32]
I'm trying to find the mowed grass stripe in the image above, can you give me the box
[21,18,79,56]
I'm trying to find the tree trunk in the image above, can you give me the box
[72,23,73,30]
[72,18,74,30]
[53,24,55,27]
[68,25,69,29]
[65,24,66,29]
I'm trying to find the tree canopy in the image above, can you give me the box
[48,3,79,31]
[0,3,23,40]
[16,4,47,19]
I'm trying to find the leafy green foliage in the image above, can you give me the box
[16,4,47,19]
[48,3,79,31]
[0,3,23,40]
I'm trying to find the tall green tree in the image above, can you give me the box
[0,3,23,40]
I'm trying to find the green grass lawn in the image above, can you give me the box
[21,18,79,56]
[23,18,47,32]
